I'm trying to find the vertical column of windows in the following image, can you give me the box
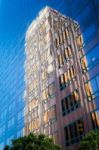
[64,118,84,146]
[59,66,76,90]
[42,82,56,101]
[63,28,69,41]
[85,75,99,101]
[57,54,64,68]
[55,27,69,48]
[57,45,73,68]
[91,109,99,129]
[61,90,80,116]
[28,98,39,132]
[76,35,83,49]
[81,57,88,72]
[43,105,57,124]
[29,118,40,132]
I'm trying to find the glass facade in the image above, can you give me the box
[64,118,84,146]
[0,0,99,149]
[0,45,25,149]
[63,1,99,149]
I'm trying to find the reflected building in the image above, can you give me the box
[24,7,94,150]
[0,1,99,150]
[65,0,99,138]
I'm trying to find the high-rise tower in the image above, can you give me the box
[24,7,94,150]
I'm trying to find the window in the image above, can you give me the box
[18,110,23,120]
[59,34,63,44]
[59,66,75,90]
[43,105,56,124]
[59,73,67,90]
[67,46,72,58]
[76,35,83,48]
[55,28,69,48]
[81,57,87,72]
[64,118,84,146]
[63,28,69,40]
[63,31,66,40]
[57,46,73,68]
[55,37,59,47]
[42,82,56,101]
[64,46,72,60]
[28,99,38,111]
[8,118,14,128]
[57,54,64,68]
[85,75,99,101]
[48,83,56,97]
[29,118,40,131]
[61,90,80,116]
[81,45,99,71]
[91,109,99,129]
[31,107,39,119]
[64,48,68,60]
[69,66,75,79]
[85,81,94,101]
[86,45,99,70]
[42,88,49,101]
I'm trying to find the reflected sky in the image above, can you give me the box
[0,0,67,96]
[0,1,68,143]
[0,0,99,146]
[0,0,98,112]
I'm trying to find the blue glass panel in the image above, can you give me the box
[90,78,98,94]
[82,6,90,18]
[0,0,99,148]
[83,24,96,43]
[90,45,99,62]
[76,5,90,23]
[86,45,99,69]
[86,53,92,66]
[96,75,99,89]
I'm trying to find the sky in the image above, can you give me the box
[0,0,68,109]
[0,0,67,41]
[0,0,67,78]
[0,1,69,146]
[0,0,98,99]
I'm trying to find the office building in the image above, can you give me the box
[24,7,96,150]
[0,0,99,149]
